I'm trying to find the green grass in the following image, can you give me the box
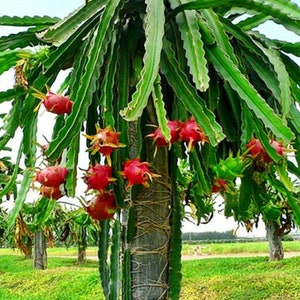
[181,240,300,255]
[1,243,300,300]
[181,256,300,300]
[0,254,103,300]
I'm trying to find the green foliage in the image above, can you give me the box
[1,0,300,298]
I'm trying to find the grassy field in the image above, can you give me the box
[0,242,300,299]
[182,240,300,255]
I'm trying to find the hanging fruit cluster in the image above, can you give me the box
[246,138,287,172]
[35,165,68,200]
[212,152,250,194]
[32,86,72,200]
[210,137,289,195]
[82,125,160,221]
[147,116,208,153]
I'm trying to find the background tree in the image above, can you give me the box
[1,0,300,298]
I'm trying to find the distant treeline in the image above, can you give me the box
[182,230,237,241]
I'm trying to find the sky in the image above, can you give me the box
[1,1,300,237]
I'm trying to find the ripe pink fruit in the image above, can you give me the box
[179,117,208,151]
[40,185,63,200]
[83,164,116,191]
[86,190,118,221]
[212,178,227,193]
[121,158,160,189]
[43,91,73,115]
[32,87,73,115]
[270,140,284,156]
[246,138,265,157]
[246,138,284,164]
[85,125,125,164]
[35,166,68,187]
[147,120,181,147]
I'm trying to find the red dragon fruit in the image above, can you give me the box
[85,125,125,165]
[147,120,181,147]
[42,91,73,115]
[86,190,118,221]
[40,185,64,200]
[121,158,161,189]
[35,166,68,187]
[179,117,208,151]
[246,138,285,164]
[211,178,228,193]
[83,164,116,191]
[32,87,73,115]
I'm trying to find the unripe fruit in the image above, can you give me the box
[213,153,248,181]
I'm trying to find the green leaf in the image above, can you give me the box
[126,206,136,243]
[241,49,281,101]
[237,13,271,31]
[35,198,57,228]
[287,192,300,227]
[65,134,80,197]
[0,97,23,150]
[152,75,170,141]
[167,0,230,19]
[0,31,41,51]
[46,0,121,161]
[201,9,238,65]
[262,203,281,222]
[161,38,225,146]
[290,105,300,135]
[122,249,131,300]
[38,1,105,46]
[274,41,300,57]
[205,43,294,143]
[239,170,254,212]
[281,54,300,87]
[170,0,300,35]
[8,168,34,229]
[0,142,23,199]
[169,0,209,92]
[100,30,118,128]
[190,148,211,195]
[251,35,291,118]
[120,0,165,121]
[98,220,110,299]
[235,0,300,35]
[0,15,60,26]
[275,163,293,192]
[0,88,25,104]
[109,219,121,300]
[0,50,19,75]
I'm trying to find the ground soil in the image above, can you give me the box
[51,251,300,261]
